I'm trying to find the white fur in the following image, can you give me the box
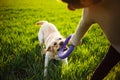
[36,21,68,77]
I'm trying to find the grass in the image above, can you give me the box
[0,0,120,80]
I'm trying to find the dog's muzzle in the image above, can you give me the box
[57,47,68,52]
[57,41,68,52]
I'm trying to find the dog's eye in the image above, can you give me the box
[54,42,57,46]
[58,38,62,40]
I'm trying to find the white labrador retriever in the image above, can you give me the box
[36,21,68,77]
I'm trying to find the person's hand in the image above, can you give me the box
[69,34,82,46]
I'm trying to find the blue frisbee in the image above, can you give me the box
[58,35,74,59]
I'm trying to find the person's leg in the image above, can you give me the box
[91,45,120,80]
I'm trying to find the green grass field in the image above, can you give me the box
[0,0,120,80]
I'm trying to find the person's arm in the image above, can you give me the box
[71,9,94,46]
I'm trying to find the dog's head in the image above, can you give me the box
[61,0,102,10]
[46,36,68,54]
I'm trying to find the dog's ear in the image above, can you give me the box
[41,49,47,54]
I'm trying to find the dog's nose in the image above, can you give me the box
[59,41,64,46]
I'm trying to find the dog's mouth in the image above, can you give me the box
[57,47,68,52]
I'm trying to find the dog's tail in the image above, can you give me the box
[35,21,48,26]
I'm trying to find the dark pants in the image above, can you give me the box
[91,45,120,80]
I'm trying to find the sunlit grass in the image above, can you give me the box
[0,0,119,80]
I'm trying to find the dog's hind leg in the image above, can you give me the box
[44,52,51,77]
[38,30,45,59]
[38,29,44,45]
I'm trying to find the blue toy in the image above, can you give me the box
[58,35,74,59]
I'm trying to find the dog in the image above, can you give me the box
[61,0,120,79]
[36,21,68,77]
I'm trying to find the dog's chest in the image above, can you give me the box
[49,53,60,60]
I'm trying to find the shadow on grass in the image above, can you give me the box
[0,38,63,80]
